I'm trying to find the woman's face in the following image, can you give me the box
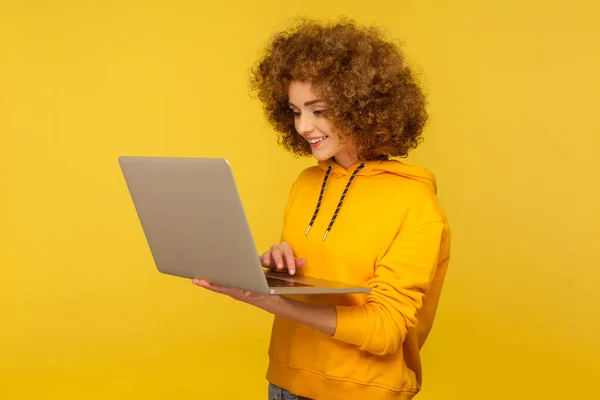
[288,80,358,169]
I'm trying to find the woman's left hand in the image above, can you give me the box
[192,278,337,336]
[192,278,281,311]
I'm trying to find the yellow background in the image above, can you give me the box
[1,1,599,399]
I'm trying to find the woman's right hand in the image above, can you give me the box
[260,242,307,275]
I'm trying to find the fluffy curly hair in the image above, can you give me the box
[249,18,428,160]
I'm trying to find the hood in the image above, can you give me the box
[317,158,437,194]
[307,158,438,241]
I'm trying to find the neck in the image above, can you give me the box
[333,151,359,170]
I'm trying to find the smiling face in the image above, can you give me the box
[288,80,358,169]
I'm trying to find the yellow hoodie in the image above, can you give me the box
[266,158,451,400]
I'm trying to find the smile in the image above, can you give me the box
[307,136,328,147]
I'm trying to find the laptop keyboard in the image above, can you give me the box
[267,276,312,287]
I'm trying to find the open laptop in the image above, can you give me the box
[118,156,371,295]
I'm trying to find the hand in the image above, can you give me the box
[192,278,281,311]
[192,278,337,336]
[260,242,307,275]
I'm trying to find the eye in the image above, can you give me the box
[291,110,300,118]
[313,110,325,117]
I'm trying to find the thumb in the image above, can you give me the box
[294,257,308,267]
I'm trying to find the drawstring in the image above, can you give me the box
[305,165,332,236]
[305,163,366,241]
[322,163,365,240]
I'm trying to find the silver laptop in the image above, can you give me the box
[118,156,371,295]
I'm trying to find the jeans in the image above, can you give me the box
[268,383,312,400]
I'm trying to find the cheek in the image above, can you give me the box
[318,119,335,136]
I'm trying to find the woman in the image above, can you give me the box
[193,19,451,400]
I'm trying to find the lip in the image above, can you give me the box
[306,136,328,148]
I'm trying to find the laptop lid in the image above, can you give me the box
[118,156,271,294]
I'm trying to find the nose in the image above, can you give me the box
[296,114,315,135]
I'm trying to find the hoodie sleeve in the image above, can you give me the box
[331,220,445,356]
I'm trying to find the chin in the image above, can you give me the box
[311,150,335,162]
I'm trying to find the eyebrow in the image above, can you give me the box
[289,99,324,108]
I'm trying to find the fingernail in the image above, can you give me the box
[277,263,282,270]
[264,259,269,265]
[290,268,295,275]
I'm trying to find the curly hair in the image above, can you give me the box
[249,18,428,160]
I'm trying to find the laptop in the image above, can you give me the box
[118,156,371,295]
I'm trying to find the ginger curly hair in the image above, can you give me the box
[249,19,428,160]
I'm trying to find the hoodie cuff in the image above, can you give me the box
[332,305,368,347]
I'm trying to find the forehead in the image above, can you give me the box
[288,80,318,100]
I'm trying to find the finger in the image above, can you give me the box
[198,280,241,297]
[279,242,296,274]
[282,248,297,275]
[261,251,271,267]
[271,246,284,271]
[193,279,215,290]
[193,279,222,292]
[295,257,307,267]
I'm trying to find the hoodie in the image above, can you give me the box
[266,158,451,400]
